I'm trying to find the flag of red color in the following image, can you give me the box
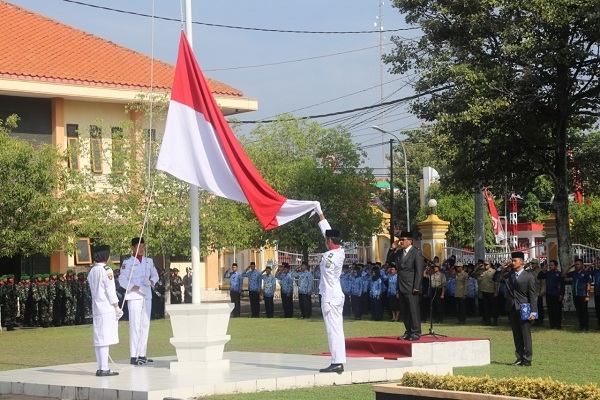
[483,187,506,244]
[156,32,316,230]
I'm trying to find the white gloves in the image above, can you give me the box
[310,201,323,218]
[115,308,124,321]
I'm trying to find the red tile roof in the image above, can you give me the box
[0,1,243,97]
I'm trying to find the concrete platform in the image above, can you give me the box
[0,337,489,399]
[0,352,451,400]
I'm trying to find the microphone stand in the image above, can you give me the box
[422,270,447,339]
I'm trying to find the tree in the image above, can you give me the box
[0,115,73,257]
[384,128,451,232]
[570,196,600,246]
[415,185,496,248]
[385,0,600,268]
[240,115,383,258]
[571,130,600,197]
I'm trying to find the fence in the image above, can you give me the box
[444,244,600,266]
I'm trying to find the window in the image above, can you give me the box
[90,125,103,173]
[111,127,124,173]
[66,124,80,170]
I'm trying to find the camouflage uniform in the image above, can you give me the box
[65,270,77,325]
[75,272,92,325]
[47,273,58,326]
[38,274,52,327]
[56,273,74,326]
[30,275,44,327]
[1,275,18,330]
[16,275,31,325]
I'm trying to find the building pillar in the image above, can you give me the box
[417,213,450,262]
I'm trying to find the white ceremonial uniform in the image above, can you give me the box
[119,256,159,358]
[88,262,119,371]
[318,219,346,364]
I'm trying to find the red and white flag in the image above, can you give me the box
[483,187,506,244]
[157,32,316,230]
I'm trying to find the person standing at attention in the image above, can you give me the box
[224,263,243,317]
[242,262,262,318]
[386,231,424,341]
[119,237,158,366]
[315,204,346,374]
[88,245,123,376]
[501,251,538,367]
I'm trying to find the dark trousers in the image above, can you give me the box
[480,292,498,324]
[351,295,362,319]
[361,293,369,315]
[249,291,260,318]
[264,296,274,318]
[536,295,545,323]
[509,307,532,362]
[573,296,589,330]
[399,291,421,336]
[230,291,241,317]
[430,287,444,323]
[343,294,352,316]
[299,293,312,318]
[281,293,293,318]
[456,297,466,323]
[371,297,383,321]
[546,294,562,329]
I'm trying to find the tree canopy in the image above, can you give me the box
[385,0,600,267]
[240,115,383,256]
[0,115,72,257]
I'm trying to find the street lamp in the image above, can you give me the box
[372,126,410,245]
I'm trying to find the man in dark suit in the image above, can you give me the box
[501,251,538,367]
[386,231,424,341]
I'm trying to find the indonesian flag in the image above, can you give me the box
[156,32,316,230]
[483,187,506,244]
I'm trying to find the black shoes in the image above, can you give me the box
[398,332,420,341]
[95,369,119,376]
[521,361,532,367]
[319,364,344,374]
[131,356,155,366]
[511,359,531,366]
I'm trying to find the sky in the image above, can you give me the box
[9,0,423,173]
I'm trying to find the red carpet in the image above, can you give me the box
[319,335,478,360]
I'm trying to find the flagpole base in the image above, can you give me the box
[166,303,234,370]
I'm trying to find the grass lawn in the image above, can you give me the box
[1,311,599,399]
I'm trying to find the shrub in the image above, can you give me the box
[400,373,600,400]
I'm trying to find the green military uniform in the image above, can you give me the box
[39,274,52,327]
[65,270,77,325]
[16,275,30,325]
[1,275,18,330]
[48,272,58,326]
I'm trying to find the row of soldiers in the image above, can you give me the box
[0,270,93,330]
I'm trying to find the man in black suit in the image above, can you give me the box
[501,251,538,367]
[386,231,424,341]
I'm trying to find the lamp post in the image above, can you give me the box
[372,126,410,244]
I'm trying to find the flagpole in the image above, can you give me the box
[185,0,202,305]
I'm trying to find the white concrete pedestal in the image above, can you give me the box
[166,303,234,371]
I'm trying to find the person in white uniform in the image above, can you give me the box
[118,237,159,366]
[316,206,346,373]
[88,245,122,377]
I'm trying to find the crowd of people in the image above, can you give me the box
[221,254,600,333]
[4,252,600,335]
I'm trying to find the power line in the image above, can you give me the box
[236,87,450,124]
[205,44,381,72]
[61,0,419,34]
